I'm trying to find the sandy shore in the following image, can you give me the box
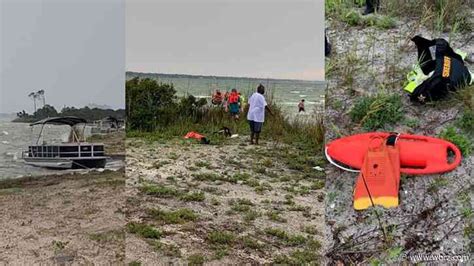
[0,169,126,264]
[125,136,328,264]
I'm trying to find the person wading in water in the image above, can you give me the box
[298,99,305,113]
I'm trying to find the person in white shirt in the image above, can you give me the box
[247,84,273,145]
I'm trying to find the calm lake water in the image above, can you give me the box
[0,118,122,180]
[127,73,326,116]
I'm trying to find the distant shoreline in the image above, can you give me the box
[11,117,38,123]
[126,71,326,84]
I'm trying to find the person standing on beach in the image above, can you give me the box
[298,99,305,112]
[228,88,241,120]
[247,84,272,145]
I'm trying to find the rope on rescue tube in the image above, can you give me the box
[324,146,360,173]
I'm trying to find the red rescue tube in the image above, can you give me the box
[326,132,462,175]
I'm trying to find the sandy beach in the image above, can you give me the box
[125,135,328,264]
[0,130,126,264]
[0,169,126,264]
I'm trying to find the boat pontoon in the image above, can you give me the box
[22,116,107,169]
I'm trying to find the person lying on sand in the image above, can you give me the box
[247,84,272,145]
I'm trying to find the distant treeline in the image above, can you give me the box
[126,71,323,84]
[13,105,125,123]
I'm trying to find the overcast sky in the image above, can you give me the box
[126,0,324,81]
[0,0,125,114]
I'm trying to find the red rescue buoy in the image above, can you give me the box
[326,132,461,175]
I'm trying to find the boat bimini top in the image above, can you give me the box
[30,116,87,126]
[30,116,88,144]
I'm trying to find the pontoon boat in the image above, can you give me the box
[22,116,107,169]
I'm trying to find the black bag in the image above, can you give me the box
[409,36,471,103]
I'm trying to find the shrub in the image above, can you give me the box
[126,77,177,131]
[126,222,162,239]
[207,231,236,245]
[349,94,403,130]
[438,126,472,156]
[457,110,474,136]
[147,208,198,224]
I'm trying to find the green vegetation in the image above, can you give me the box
[456,110,474,136]
[227,198,261,222]
[427,177,449,194]
[243,210,261,223]
[126,77,205,132]
[147,208,198,224]
[229,199,253,212]
[438,126,472,156]
[140,183,179,198]
[265,227,322,264]
[126,222,162,239]
[52,240,68,253]
[342,9,395,29]
[0,187,23,195]
[302,225,320,235]
[179,191,206,202]
[273,249,321,265]
[154,242,181,257]
[326,0,472,32]
[326,1,395,29]
[187,254,206,265]
[139,183,205,202]
[207,231,236,245]
[266,210,287,223]
[195,161,212,168]
[349,94,403,130]
[264,227,313,247]
[89,230,125,244]
[241,235,265,250]
[311,180,325,190]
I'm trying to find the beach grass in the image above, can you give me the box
[326,0,472,33]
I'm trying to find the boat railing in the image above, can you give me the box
[24,144,105,159]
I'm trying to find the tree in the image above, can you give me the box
[28,92,37,113]
[37,89,46,107]
[126,77,177,131]
[34,104,58,119]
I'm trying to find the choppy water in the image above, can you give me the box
[0,118,123,180]
[127,73,326,116]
